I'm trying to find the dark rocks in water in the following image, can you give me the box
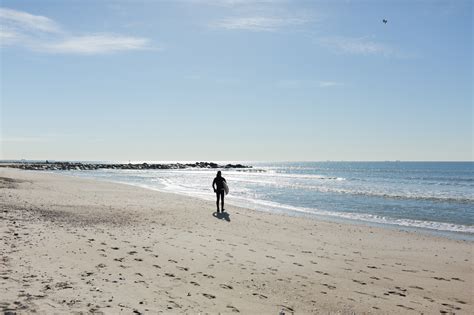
[225,163,246,169]
[4,161,251,171]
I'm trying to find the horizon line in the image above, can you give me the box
[1,159,473,164]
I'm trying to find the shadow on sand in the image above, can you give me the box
[212,211,231,222]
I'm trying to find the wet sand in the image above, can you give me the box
[0,168,472,314]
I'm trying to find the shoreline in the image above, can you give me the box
[1,168,472,314]
[40,169,474,241]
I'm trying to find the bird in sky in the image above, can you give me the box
[383,19,388,24]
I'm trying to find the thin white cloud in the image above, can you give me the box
[0,7,60,33]
[319,36,393,56]
[0,7,154,54]
[0,28,21,44]
[212,15,307,31]
[41,34,152,55]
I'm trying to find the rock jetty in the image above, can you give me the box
[2,162,251,171]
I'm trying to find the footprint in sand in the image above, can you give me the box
[279,305,295,313]
[451,277,464,282]
[134,258,143,262]
[111,247,119,250]
[396,304,414,311]
[322,283,336,290]
[226,305,240,313]
[168,259,178,263]
[220,284,233,289]
[202,293,216,299]
[177,266,189,271]
[190,281,200,286]
[353,279,367,285]
[293,262,303,267]
[252,293,268,299]
[80,271,94,277]
[385,291,406,297]
[128,251,138,255]
[166,300,181,309]
[409,285,423,290]
[441,303,462,310]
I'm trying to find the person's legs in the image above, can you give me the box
[221,191,225,211]
[216,192,220,212]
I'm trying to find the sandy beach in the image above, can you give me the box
[0,168,472,314]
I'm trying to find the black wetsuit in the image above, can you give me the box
[213,176,226,212]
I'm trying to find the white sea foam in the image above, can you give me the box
[89,169,473,202]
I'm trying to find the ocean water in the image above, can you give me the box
[58,162,473,237]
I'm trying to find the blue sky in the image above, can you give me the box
[1,0,472,161]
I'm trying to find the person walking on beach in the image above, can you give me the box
[212,171,226,213]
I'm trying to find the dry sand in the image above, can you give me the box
[0,168,472,314]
